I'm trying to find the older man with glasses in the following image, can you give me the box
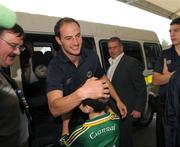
[0,37,25,52]
[0,24,29,147]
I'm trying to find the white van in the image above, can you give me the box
[8,12,161,146]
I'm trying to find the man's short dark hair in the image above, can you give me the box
[0,24,25,38]
[108,37,122,46]
[54,17,80,38]
[170,17,180,25]
[82,98,109,112]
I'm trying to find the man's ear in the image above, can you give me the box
[55,36,62,46]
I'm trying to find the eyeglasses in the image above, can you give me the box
[0,37,26,51]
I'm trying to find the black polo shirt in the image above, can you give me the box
[47,48,104,95]
[154,45,180,103]
[47,48,105,129]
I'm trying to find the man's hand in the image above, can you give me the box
[117,101,127,119]
[130,110,141,119]
[80,77,110,100]
[163,58,175,78]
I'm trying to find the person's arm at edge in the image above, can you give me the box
[61,113,71,136]
[101,75,127,118]
[153,58,175,85]
[62,119,70,136]
[59,114,71,146]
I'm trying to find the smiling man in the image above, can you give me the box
[47,17,127,146]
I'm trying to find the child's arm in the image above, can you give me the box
[62,114,71,135]
[60,112,72,146]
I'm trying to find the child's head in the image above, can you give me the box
[79,98,109,113]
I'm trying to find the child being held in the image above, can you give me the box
[60,98,121,147]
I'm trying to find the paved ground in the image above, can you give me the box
[134,115,157,147]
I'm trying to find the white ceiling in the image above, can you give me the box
[118,0,180,19]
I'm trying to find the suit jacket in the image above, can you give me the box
[111,54,147,114]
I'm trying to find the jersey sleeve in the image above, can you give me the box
[59,134,69,146]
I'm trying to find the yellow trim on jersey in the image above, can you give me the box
[83,113,118,127]
[64,126,89,146]
[62,113,119,146]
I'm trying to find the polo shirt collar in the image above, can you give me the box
[57,48,88,64]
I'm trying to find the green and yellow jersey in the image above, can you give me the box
[60,113,121,147]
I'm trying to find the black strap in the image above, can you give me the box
[0,69,33,140]
[0,70,32,126]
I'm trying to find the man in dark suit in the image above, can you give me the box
[107,37,147,147]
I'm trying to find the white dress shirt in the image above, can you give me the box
[107,52,124,81]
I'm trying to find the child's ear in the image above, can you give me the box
[79,104,88,113]
[79,104,94,113]
[79,104,93,113]
[84,105,93,113]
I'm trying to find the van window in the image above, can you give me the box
[34,47,51,54]
[99,40,144,72]
[143,43,162,69]
[122,41,143,63]
[82,37,96,51]
[33,42,53,54]
[19,35,55,146]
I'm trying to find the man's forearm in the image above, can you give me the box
[102,75,127,118]
[48,90,83,117]
[153,72,174,85]
[48,77,110,116]
[103,75,123,104]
